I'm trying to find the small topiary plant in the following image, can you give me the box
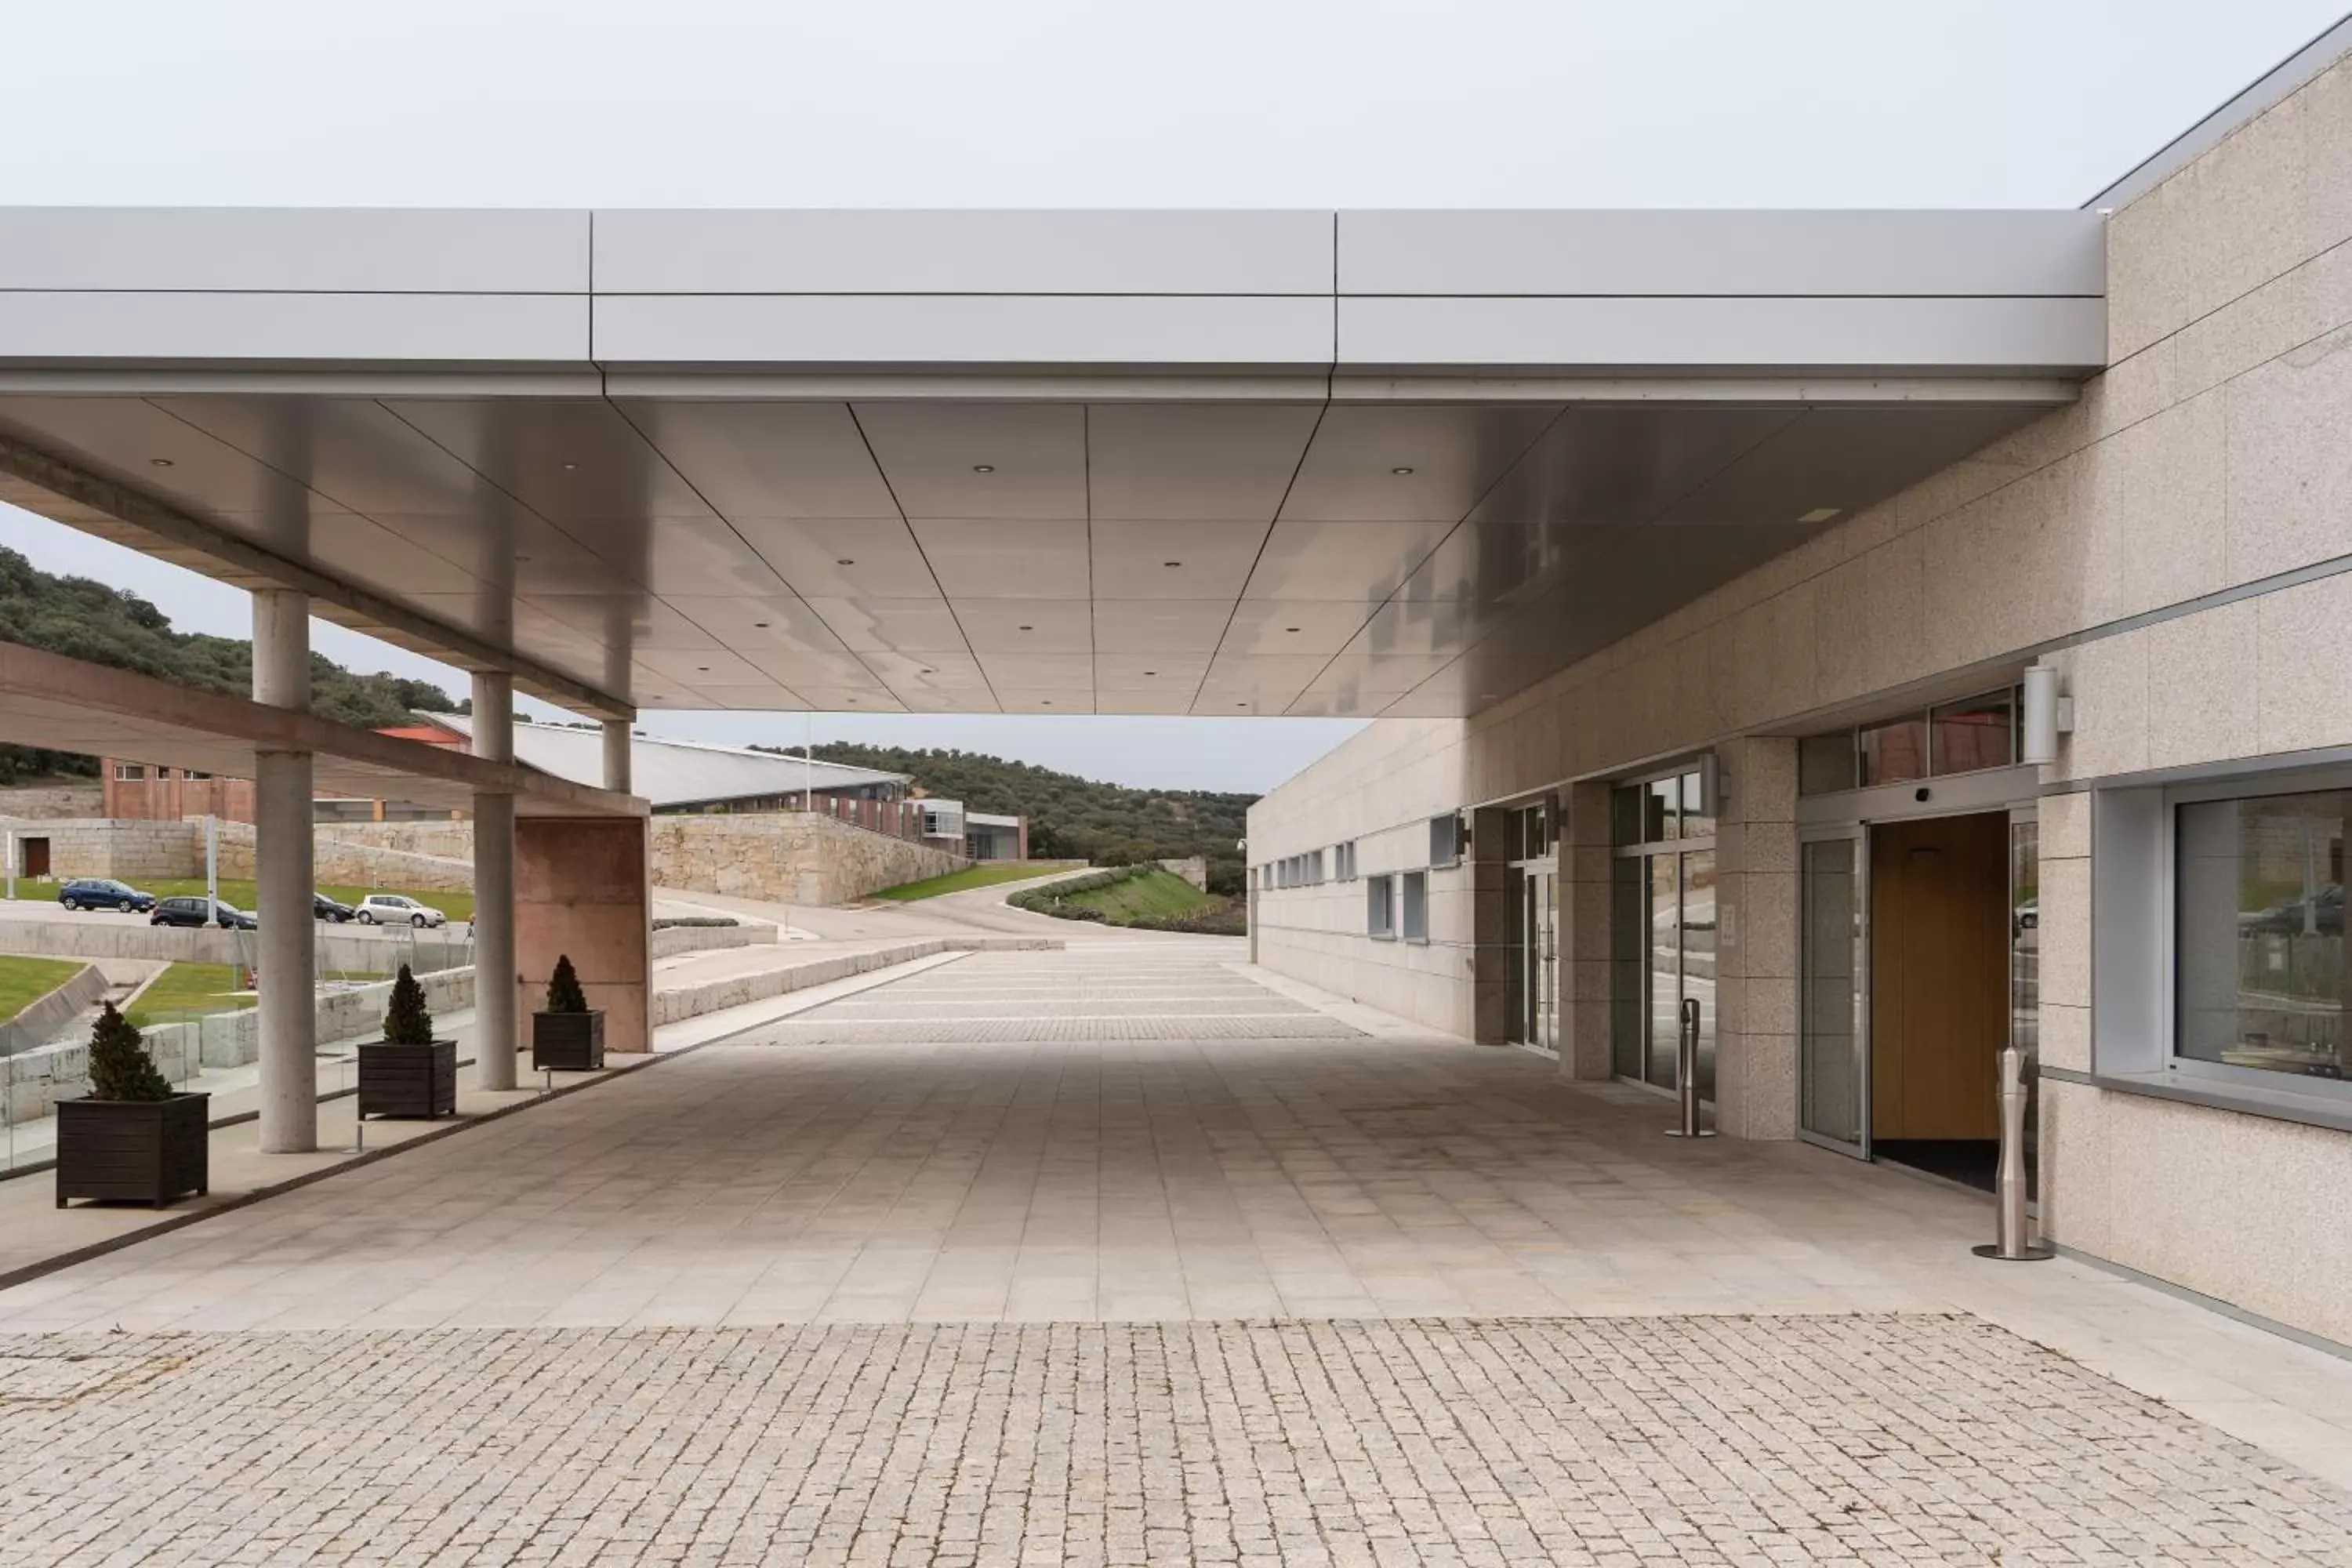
[382,964,437,1045]
[88,1001,175,1102]
[544,954,590,1014]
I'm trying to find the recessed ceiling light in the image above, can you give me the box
[835,558,855,566]
[1041,699,1052,706]
[1018,624,1033,632]
[972,463,995,474]
[148,457,174,468]
[1284,626,1301,633]
[1163,561,1182,568]
[1144,670,1157,677]
[753,621,770,629]
[1391,466,1414,476]
[561,462,579,471]
[696,666,711,673]
[1236,702,1248,708]
[1797,506,1841,523]
[514,554,532,563]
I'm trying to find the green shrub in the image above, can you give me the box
[86,1001,175,1102]
[382,964,436,1045]
[544,954,590,1014]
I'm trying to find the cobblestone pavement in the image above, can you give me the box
[4,1315,2350,1567]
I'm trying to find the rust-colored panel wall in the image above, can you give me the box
[517,815,652,1054]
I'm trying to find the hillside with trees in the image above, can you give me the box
[771,741,1253,894]
[0,543,463,784]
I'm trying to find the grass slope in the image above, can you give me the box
[871,862,1075,902]
[1055,868,1219,924]
[124,962,249,1030]
[0,955,82,1023]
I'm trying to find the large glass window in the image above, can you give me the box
[1857,715,1929,786]
[1400,871,1428,941]
[1613,760,1717,1098]
[1932,691,2015,775]
[1804,687,2023,795]
[2177,790,2347,1081]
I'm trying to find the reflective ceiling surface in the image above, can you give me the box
[0,391,2045,717]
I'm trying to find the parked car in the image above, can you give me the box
[151,895,256,930]
[354,894,448,928]
[314,892,357,923]
[2241,883,2344,937]
[56,877,155,913]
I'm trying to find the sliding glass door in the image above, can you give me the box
[1799,829,1868,1156]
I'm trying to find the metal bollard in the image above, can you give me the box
[1664,996,1716,1138]
[1972,1042,2053,1261]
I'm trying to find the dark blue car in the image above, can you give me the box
[56,877,156,913]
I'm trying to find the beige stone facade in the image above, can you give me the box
[1250,45,2352,1346]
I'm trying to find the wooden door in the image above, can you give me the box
[23,837,50,878]
[1869,812,2009,1139]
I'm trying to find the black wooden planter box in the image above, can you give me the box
[56,1093,210,1208]
[358,1040,457,1120]
[532,1009,605,1072]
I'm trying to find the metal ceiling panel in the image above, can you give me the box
[858,649,993,691]
[1219,599,1373,656]
[800,596,969,652]
[975,652,1094,692]
[0,209,592,293]
[1649,403,2045,527]
[611,399,901,519]
[733,518,938,600]
[1279,404,1561,521]
[855,402,1086,519]
[996,690,1092,714]
[662,595,855,656]
[1084,402,1323,520]
[1089,599,1234,654]
[1466,405,1805,528]
[379,397,715,523]
[954,599,1092,654]
[910,519,1090,597]
[1090,520,1269,600]
[1240,517,1458,604]
[1095,652,1212,690]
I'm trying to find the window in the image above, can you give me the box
[1857,715,1929,786]
[1802,687,2023,795]
[1334,840,1356,881]
[1367,875,1396,939]
[112,763,145,782]
[1930,691,2014,775]
[1401,870,1428,941]
[183,770,211,781]
[2177,789,2347,1086]
[1429,815,1461,869]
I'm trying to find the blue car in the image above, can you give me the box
[56,877,156,913]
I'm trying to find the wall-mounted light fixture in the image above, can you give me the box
[2020,664,2074,764]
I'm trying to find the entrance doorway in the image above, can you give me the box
[1869,811,2010,1189]
[1501,800,1558,1055]
[21,837,49,879]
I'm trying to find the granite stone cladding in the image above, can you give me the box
[650,811,964,906]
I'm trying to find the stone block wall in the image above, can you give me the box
[0,784,104,819]
[650,811,964,906]
[4,818,203,881]
[215,821,475,893]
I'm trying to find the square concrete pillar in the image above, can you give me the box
[1558,781,1617,1081]
[251,587,318,1153]
[1468,805,1512,1044]
[517,815,652,1054]
[1712,737,1798,1139]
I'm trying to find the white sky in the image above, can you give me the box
[1,1,2343,789]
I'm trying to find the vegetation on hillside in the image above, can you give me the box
[0,544,463,783]
[761,742,1252,895]
[1010,866,1247,935]
[869,862,1077,902]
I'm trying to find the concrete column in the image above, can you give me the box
[251,589,317,1153]
[601,718,632,794]
[470,671,517,1091]
[470,671,513,763]
[472,790,518,1090]
[1713,737,1800,1139]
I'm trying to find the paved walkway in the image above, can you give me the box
[2,946,2350,1565]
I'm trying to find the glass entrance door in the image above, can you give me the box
[1799,831,1869,1156]
[1520,868,1558,1054]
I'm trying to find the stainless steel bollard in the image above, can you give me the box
[1973,1042,2053,1261]
[1664,996,1716,1138]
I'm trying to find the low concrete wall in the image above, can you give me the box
[651,935,1058,1028]
[652,811,966,906]
[649,922,774,959]
[1158,856,1210,890]
[2,964,477,1124]
[0,920,245,965]
[0,962,104,1058]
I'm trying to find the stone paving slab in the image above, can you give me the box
[2,1315,2349,1566]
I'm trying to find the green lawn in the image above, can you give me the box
[124,962,251,1030]
[870,862,1076,902]
[16,879,474,924]
[0,956,83,1023]
[1054,868,1220,924]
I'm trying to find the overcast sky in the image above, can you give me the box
[2,1,2343,791]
